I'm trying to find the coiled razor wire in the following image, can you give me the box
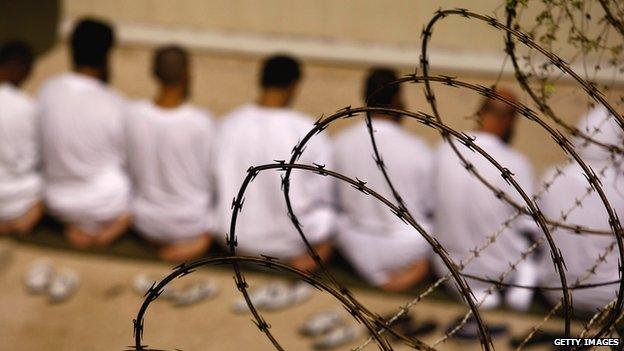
[131,3,624,351]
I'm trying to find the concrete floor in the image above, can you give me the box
[0,237,580,351]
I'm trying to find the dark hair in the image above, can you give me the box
[70,18,115,67]
[0,41,34,66]
[153,45,189,85]
[260,54,301,88]
[364,68,399,108]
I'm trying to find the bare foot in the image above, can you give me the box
[64,225,95,249]
[158,234,212,263]
[379,259,430,293]
[290,241,333,272]
[290,254,317,272]
[12,202,45,237]
[92,213,131,247]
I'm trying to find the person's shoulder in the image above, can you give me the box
[507,147,532,171]
[395,127,430,150]
[219,104,260,131]
[286,109,316,127]
[434,138,452,155]
[184,103,215,121]
[37,73,69,97]
[0,84,35,113]
[98,84,127,107]
[181,104,216,130]
[126,99,151,116]
[220,103,254,122]
[279,109,324,140]
[334,122,361,142]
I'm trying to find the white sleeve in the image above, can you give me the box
[288,133,336,244]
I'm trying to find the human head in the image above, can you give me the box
[477,87,519,144]
[0,41,34,87]
[70,18,115,82]
[260,54,301,106]
[153,45,190,98]
[364,67,403,114]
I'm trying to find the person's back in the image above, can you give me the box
[433,88,537,311]
[125,45,217,262]
[434,131,533,276]
[214,55,334,271]
[335,120,433,234]
[0,41,43,235]
[216,103,333,256]
[39,72,126,183]
[539,106,624,311]
[333,68,432,291]
[38,19,130,248]
[127,101,215,240]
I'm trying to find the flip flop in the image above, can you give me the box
[24,259,54,294]
[172,280,218,307]
[232,281,313,313]
[133,273,178,300]
[313,324,361,350]
[299,309,344,337]
[48,268,79,303]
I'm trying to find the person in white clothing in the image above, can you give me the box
[0,41,44,235]
[214,55,335,271]
[334,68,433,292]
[539,105,624,312]
[38,19,131,249]
[433,88,539,312]
[126,45,216,262]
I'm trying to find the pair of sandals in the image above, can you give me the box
[231,281,313,313]
[24,260,79,303]
[133,273,218,307]
[299,310,362,350]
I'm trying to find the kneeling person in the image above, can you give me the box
[0,41,44,235]
[214,55,335,271]
[335,68,433,292]
[127,46,216,262]
[39,19,131,248]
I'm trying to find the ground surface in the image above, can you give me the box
[0,233,584,351]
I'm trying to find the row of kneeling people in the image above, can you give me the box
[1,18,622,313]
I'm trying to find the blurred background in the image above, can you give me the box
[2,0,623,174]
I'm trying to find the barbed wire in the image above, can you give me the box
[131,3,624,351]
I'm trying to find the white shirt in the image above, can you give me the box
[539,106,624,311]
[0,83,41,220]
[214,103,335,258]
[38,73,130,228]
[126,100,217,243]
[334,119,433,285]
[433,131,536,285]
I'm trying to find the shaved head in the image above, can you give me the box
[478,87,518,114]
[477,87,519,143]
[153,45,189,86]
